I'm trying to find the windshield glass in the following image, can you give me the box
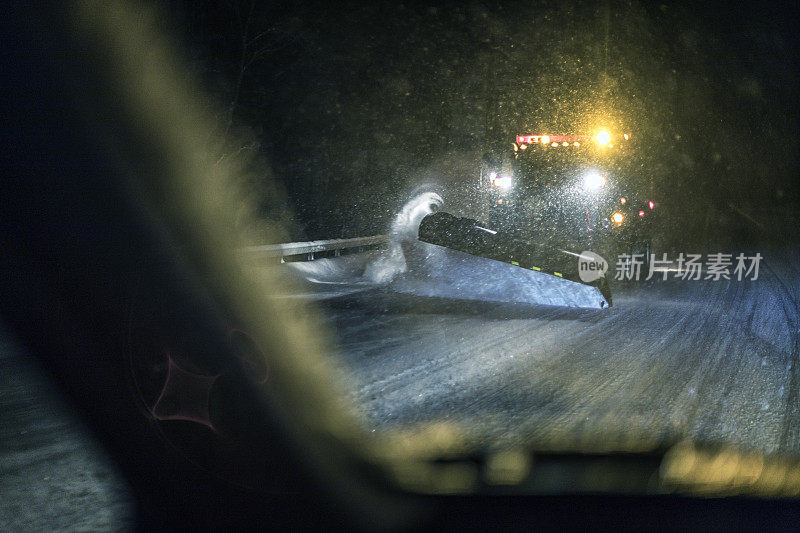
[112,0,800,496]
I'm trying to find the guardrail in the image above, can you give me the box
[240,235,389,263]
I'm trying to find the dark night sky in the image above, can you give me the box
[166,0,799,244]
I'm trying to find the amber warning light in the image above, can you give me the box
[516,132,631,148]
[517,134,589,145]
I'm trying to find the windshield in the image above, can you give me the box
[161,0,800,490]
[174,0,800,493]
[10,0,799,505]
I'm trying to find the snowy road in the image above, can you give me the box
[0,340,134,530]
[276,241,800,457]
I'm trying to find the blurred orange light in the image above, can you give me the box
[611,212,624,225]
[620,197,627,204]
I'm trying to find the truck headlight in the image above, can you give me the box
[583,171,606,190]
[493,176,513,189]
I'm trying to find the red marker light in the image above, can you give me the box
[638,210,645,217]
[648,200,654,210]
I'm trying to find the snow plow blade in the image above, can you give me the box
[416,211,611,309]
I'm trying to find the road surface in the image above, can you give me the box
[279,239,800,457]
[2,233,798,529]
[0,334,134,531]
